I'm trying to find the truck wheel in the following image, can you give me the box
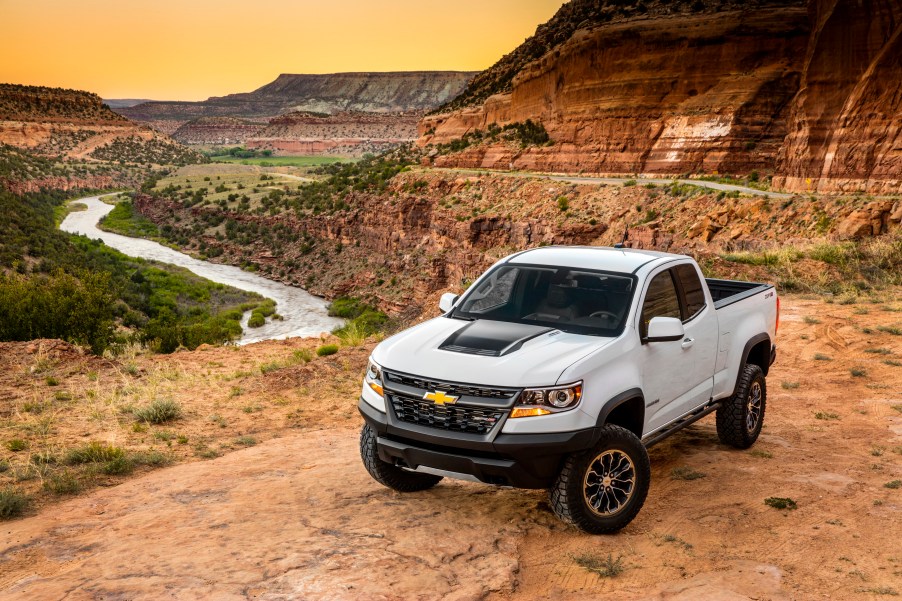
[549,424,651,534]
[716,363,766,449]
[359,424,442,492]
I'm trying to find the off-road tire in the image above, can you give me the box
[549,424,651,534]
[716,363,766,449]
[359,424,442,492]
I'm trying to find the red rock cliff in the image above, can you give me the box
[421,0,901,194]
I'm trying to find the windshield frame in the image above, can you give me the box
[448,262,639,338]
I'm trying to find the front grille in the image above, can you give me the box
[389,395,505,435]
[384,372,519,400]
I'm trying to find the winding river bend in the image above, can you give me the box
[60,194,343,344]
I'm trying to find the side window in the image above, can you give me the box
[462,267,519,313]
[674,264,706,320]
[640,271,681,338]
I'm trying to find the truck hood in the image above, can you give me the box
[371,317,613,387]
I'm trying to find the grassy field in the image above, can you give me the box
[210,155,351,167]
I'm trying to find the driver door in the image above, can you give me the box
[638,265,717,435]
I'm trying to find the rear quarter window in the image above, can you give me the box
[674,264,706,320]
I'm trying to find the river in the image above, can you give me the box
[59,194,343,344]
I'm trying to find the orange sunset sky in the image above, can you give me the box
[1,0,567,101]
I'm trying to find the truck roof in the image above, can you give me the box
[506,246,683,274]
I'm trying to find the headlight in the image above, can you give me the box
[364,358,383,397]
[510,382,582,418]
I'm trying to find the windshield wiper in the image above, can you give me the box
[448,313,475,321]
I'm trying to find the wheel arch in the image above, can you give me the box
[595,388,645,439]
[741,333,772,379]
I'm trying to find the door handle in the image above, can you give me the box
[681,337,695,350]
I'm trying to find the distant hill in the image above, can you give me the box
[0,83,204,174]
[103,99,162,109]
[117,72,477,121]
[0,83,129,122]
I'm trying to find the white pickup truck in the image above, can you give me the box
[358,246,778,533]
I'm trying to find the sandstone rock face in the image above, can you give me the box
[171,116,265,145]
[773,0,902,194]
[422,9,809,175]
[421,0,901,193]
[245,111,421,157]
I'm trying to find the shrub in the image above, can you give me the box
[293,348,313,363]
[44,470,82,495]
[316,344,339,357]
[247,311,265,328]
[100,456,134,475]
[5,439,27,452]
[0,269,115,354]
[335,321,368,347]
[66,441,125,465]
[556,196,569,212]
[670,466,706,480]
[572,553,624,578]
[133,399,182,424]
[0,486,29,518]
[764,497,797,510]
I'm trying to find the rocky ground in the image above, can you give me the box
[1,295,900,600]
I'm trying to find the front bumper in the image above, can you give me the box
[359,398,597,489]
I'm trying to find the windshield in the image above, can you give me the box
[450,264,636,337]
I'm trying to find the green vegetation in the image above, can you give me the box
[316,344,339,357]
[209,150,348,168]
[697,172,770,191]
[133,399,182,424]
[430,120,552,155]
[815,411,840,420]
[329,297,389,342]
[0,486,29,519]
[99,199,160,238]
[572,553,624,578]
[0,269,115,354]
[670,466,706,481]
[0,182,266,354]
[89,136,205,166]
[885,480,902,489]
[718,235,902,296]
[764,497,798,510]
[65,441,124,465]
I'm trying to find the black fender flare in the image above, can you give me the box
[593,387,645,439]
[732,333,772,397]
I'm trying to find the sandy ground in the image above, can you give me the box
[0,295,900,600]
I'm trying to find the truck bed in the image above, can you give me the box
[706,278,773,310]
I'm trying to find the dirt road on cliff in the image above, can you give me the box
[438,168,795,199]
[1,296,900,600]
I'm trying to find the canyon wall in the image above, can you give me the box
[421,0,901,194]
[134,170,902,317]
[773,0,902,194]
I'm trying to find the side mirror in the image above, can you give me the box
[439,292,459,313]
[645,316,684,343]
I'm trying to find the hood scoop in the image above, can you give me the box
[439,320,554,357]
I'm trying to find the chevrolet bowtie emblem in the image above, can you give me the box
[423,390,458,405]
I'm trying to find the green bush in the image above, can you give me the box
[316,344,339,357]
[133,399,182,424]
[0,269,115,354]
[0,486,29,518]
[247,311,265,328]
[65,441,125,465]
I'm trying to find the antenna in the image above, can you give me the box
[613,226,629,249]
